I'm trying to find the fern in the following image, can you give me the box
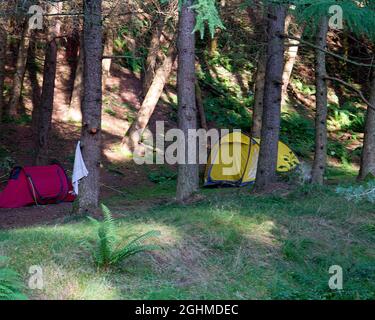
[87,204,161,269]
[0,256,27,300]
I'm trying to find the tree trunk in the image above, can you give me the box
[311,17,329,185]
[122,42,177,152]
[254,4,287,191]
[248,3,267,138]
[0,23,6,122]
[176,0,199,203]
[27,42,42,133]
[66,36,84,122]
[358,68,375,180]
[102,28,114,93]
[251,52,267,138]
[79,0,103,214]
[281,23,304,106]
[66,18,81,101]
[209,31,220,57]
[195,81,208,130]
[7,21,30,118]
[34,2,62,165]
[142,17,165,96]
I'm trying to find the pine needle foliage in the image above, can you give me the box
[0,256,27,300]
[167,0,225,38]
[190,0,225,39]
[244,0,375,41]
[293,0,375,40]
[87,204,161,269]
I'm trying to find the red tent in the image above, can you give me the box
[0,164,76,209]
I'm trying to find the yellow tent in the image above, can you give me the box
[204,132,299,186]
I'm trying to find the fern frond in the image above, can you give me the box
[89,204,161,269]
[124,230,162,251]
[111,245,161,266]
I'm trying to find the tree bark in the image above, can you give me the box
[34,2,63,165]
[358,68,375,180]
[79,0,103,214]
[7,21,30,118]
[281,22,304,106]
[195,81,208,130]
[102,28,114,93]
[176,0,199,203]
[311,17,329,185]
[66,35,84,122]
[122,42,177,152]
[27,42,42,134]
[66,18,80,102]
[142,17,165,96]
[251,52,267,138]
[248,2,267,138]
[0,23,6,122]
[254,4,287,191]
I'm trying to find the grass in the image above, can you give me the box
[0,178,374,300]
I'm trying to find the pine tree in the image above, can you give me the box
[79,0,103,214]
[176,0,199,203]
[254,3,288,191]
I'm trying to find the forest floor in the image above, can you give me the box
[0,58,374,299]
[0,182,374,299]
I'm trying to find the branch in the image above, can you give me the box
[282,33,375,69]
[325,75,375,112]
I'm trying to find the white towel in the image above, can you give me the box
[72,141,89,195]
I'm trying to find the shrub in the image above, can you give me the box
[148,168,177,184]
[336,180,375,203]
[328,103,365,133]
[87,204,161,269]
[280,112,315,158]
[204,95,252,130]
[327,140,350,162]
[0,256,27,300]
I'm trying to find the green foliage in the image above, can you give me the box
[2,114,32,125]
[328,103,365,132]
[204,96,252,130]
[327,140,350,162]
[280,112,315,157]
[104,107,117,117]
[294,0,375,41]
[86,204,161,269]
[336,180,375,203]
[190,0,225,39]
[148,168,177,184]
[0,256,27,300]
[114,27,146,73]
[292,78,316,95]
[198,67,253,131]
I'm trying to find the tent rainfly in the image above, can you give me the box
[204,132,299,187]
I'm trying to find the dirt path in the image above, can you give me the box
[0,203,73,229]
